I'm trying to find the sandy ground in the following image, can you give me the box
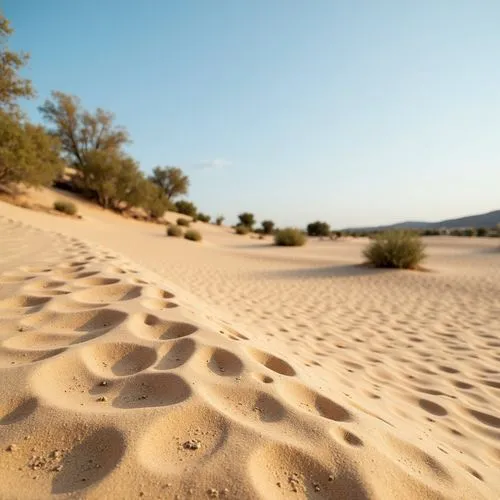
[0,189,499,499]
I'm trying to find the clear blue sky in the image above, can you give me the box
[4,1,500,227]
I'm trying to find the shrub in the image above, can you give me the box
[215,215,224,226]
[184,229,202,242]
[307,221,331,237]
[175,199,197,217]
[363,230,426,269]
[261,220,275,235]
[177,217,190,227]
[167,225,183,237]
[463,228,476,237]
[274,227,307,247]
[238,212,255,229]
[235,225,250,235]
[53,200,77,215]
[197,212,211,223]
[476,227,487,237]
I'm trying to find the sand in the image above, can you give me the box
[0,190,499,499]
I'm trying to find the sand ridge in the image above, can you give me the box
[0,213,499,498]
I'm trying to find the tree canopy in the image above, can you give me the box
[39,91,129,169]
[238,212,255,229]
[307,221,331,237]
[0,110,64,187]
[149,166,189,201]
[0,14,35,114]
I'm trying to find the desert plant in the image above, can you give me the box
[53,199,77,215]
[363,230,426,269]
[215,215,224,226]
[184,229,202,242]
[197,212,211,223]
[149,166,189,201]
[175,199,197,217]
[307,221,331,237]
[261,220,275,235]
[177,217,190,227]
[476,227,487,237]
[235,225,250,235]
[274,227,307,247]
[238,212,255,229]
[167,225,183,237]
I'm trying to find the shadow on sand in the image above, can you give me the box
[257,264,389,279]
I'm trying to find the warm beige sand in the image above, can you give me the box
[0,190,499,499]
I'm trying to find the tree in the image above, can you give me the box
[39,91,129,172]
[307,220,331,237]
[0,14,35,114]
[0,110,64,187]
[261,220,275,235]
[175,199,197,217]
[215,215,224,226]
[476,227,487,237]
[82,150,137,209]
[238,212,255,229]
[149,166,189,201]
[197,212,211,223]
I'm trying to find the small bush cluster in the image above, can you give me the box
[274,228,307,247]
[197,213,211,223]
[215,216,224,226]
[235,225,250,235]
[177,217,190,227]
[175,200,197,217]
[261,220,275,235]
[238,212,255,229]
[307,221,331,237]
[53,200,77,215]
[184,229,202,242]
[167,225,183,237]
[363,230,426,269]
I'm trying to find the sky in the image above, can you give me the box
[4,1,500,228]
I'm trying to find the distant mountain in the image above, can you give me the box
[344,210,500,232]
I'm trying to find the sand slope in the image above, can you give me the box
[0,205,499,499]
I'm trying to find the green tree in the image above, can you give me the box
[39,91,129,173]
[0,110,64,187]
[215,215,224,226]
[307,221,331,237]
[175,199,197,217]
[149,166,189,201]
[238,212,255,229]
[0,13,35,114]
[261,220,275,235]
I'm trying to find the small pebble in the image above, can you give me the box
[6,444,17,452]
[96,396,107,402]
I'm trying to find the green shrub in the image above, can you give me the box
[307,221,331,237]
[184,229,202,242]
[274,227,307,247]
[261,220,275,235]
[235,225,250,235]
[215,215,224,226]
[167,225,183,237]
[238,212,255,229]
[53,200,77,215]
[177,217,190,227]
[476,227,487,237]
[197,212,210,223]
[363,230,426,269]
[175,199,197,217]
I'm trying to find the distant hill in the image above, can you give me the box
[344,209,500,232]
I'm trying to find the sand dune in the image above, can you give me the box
[0,200,499,499]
